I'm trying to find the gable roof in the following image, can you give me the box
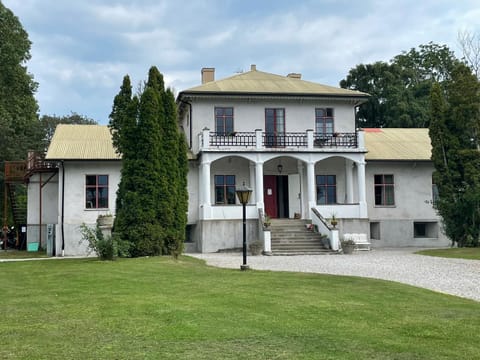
[46,124,120,160]
[364,128,432,161]
[179,68,369,99]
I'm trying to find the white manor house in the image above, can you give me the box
[21,65,448,256]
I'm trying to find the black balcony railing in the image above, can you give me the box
[314,132,357,148]
[209,132,256,146]
[263,132,307,147]
[207,131,358,148]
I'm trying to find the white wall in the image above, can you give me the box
[57,161,122,256]
[190,98,356,152]
[26,172,59,248]
[365,161,449,247]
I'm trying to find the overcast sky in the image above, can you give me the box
[4,0,480,124]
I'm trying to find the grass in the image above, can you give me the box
[0,250,48,259]
[416,247,480,260]
[0,256,479,359]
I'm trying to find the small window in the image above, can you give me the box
[316,175,336,205]
[414,222,438,238]
[85,175,109,209]
[374,174,395,206]
[370,222,380,240]
[214,175,236,204]
[215,107,234,135]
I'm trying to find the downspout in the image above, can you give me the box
[61,160,65,256]
[178,98,193,149]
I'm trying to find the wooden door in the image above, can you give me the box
[264,175,277,218]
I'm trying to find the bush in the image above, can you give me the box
[79,223,130,260]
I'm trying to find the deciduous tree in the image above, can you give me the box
[429,64,480,247]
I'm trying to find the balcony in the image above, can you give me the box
[199,129,363,153]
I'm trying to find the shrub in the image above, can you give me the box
[80,223,130,260]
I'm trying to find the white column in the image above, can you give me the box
[255,129,263,149]
[357,161,367,218]
[249,162,256,204]
[202,127,210,150]
[345,159,354,203]
[255,161,264,210]
[306,129,314,149]
[307,161,316,217]
[200,160,212,219]
[297,161,305,218]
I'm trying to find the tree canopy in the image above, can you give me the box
[340,42,461,128]
[109,67,188,257]
[0,2,43,223]
[429,63,480,247]
[40,112,97,145]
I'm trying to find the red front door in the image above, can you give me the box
[264,175,277,218]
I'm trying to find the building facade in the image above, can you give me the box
[26,66,449,256]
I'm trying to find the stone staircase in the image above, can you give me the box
[270,219,332,255]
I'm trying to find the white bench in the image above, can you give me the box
[343,233,371,251]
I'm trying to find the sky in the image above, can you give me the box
[3,0,480,124]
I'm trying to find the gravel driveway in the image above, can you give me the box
[190,248,480,302]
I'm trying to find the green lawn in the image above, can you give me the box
[0,256,479,359]
[0,250,48,259]
[416,247,480,260]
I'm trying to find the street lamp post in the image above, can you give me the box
[236,183,252,271]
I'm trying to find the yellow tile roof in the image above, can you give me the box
[364,128,432,161]
[46,124,120,160]
[181,68,369,98]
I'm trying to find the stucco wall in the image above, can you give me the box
[194,219,259,253]
[26,172,59,248]
[190,98,356,153]
[57,161,121,256]
[365,161,449,247]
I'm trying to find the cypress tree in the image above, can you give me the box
[110,67,189,256]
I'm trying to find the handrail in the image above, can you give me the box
[311,207,332,231]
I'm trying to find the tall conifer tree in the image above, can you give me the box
[109,67,188,256]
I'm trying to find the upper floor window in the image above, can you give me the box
[316,175,337,205]
[265,108,285,147]
[374,174,394,206]
[214,175,236,204]
[215,107,234,135]
[315,108,334,135]
[86,175,109,209]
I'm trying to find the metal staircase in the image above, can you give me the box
[270,219,332,255]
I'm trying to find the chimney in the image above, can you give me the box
[287,73,301,79]
[201,67,215,84]
[250,64,257,71]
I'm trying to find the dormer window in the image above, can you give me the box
[215,107,234,135]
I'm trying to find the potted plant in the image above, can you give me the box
[341,239,356,254]
[97,213,114,227]
[263,214,271,229]
[330,213,338,228]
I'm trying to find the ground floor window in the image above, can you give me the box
[370,222,380,240]
[414,222,438,238]
[316,175,336,204]
[374,174,395,206]
[85,175,109,209]
[214,175,236,204]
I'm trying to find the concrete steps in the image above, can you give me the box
[269,219,332,255]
